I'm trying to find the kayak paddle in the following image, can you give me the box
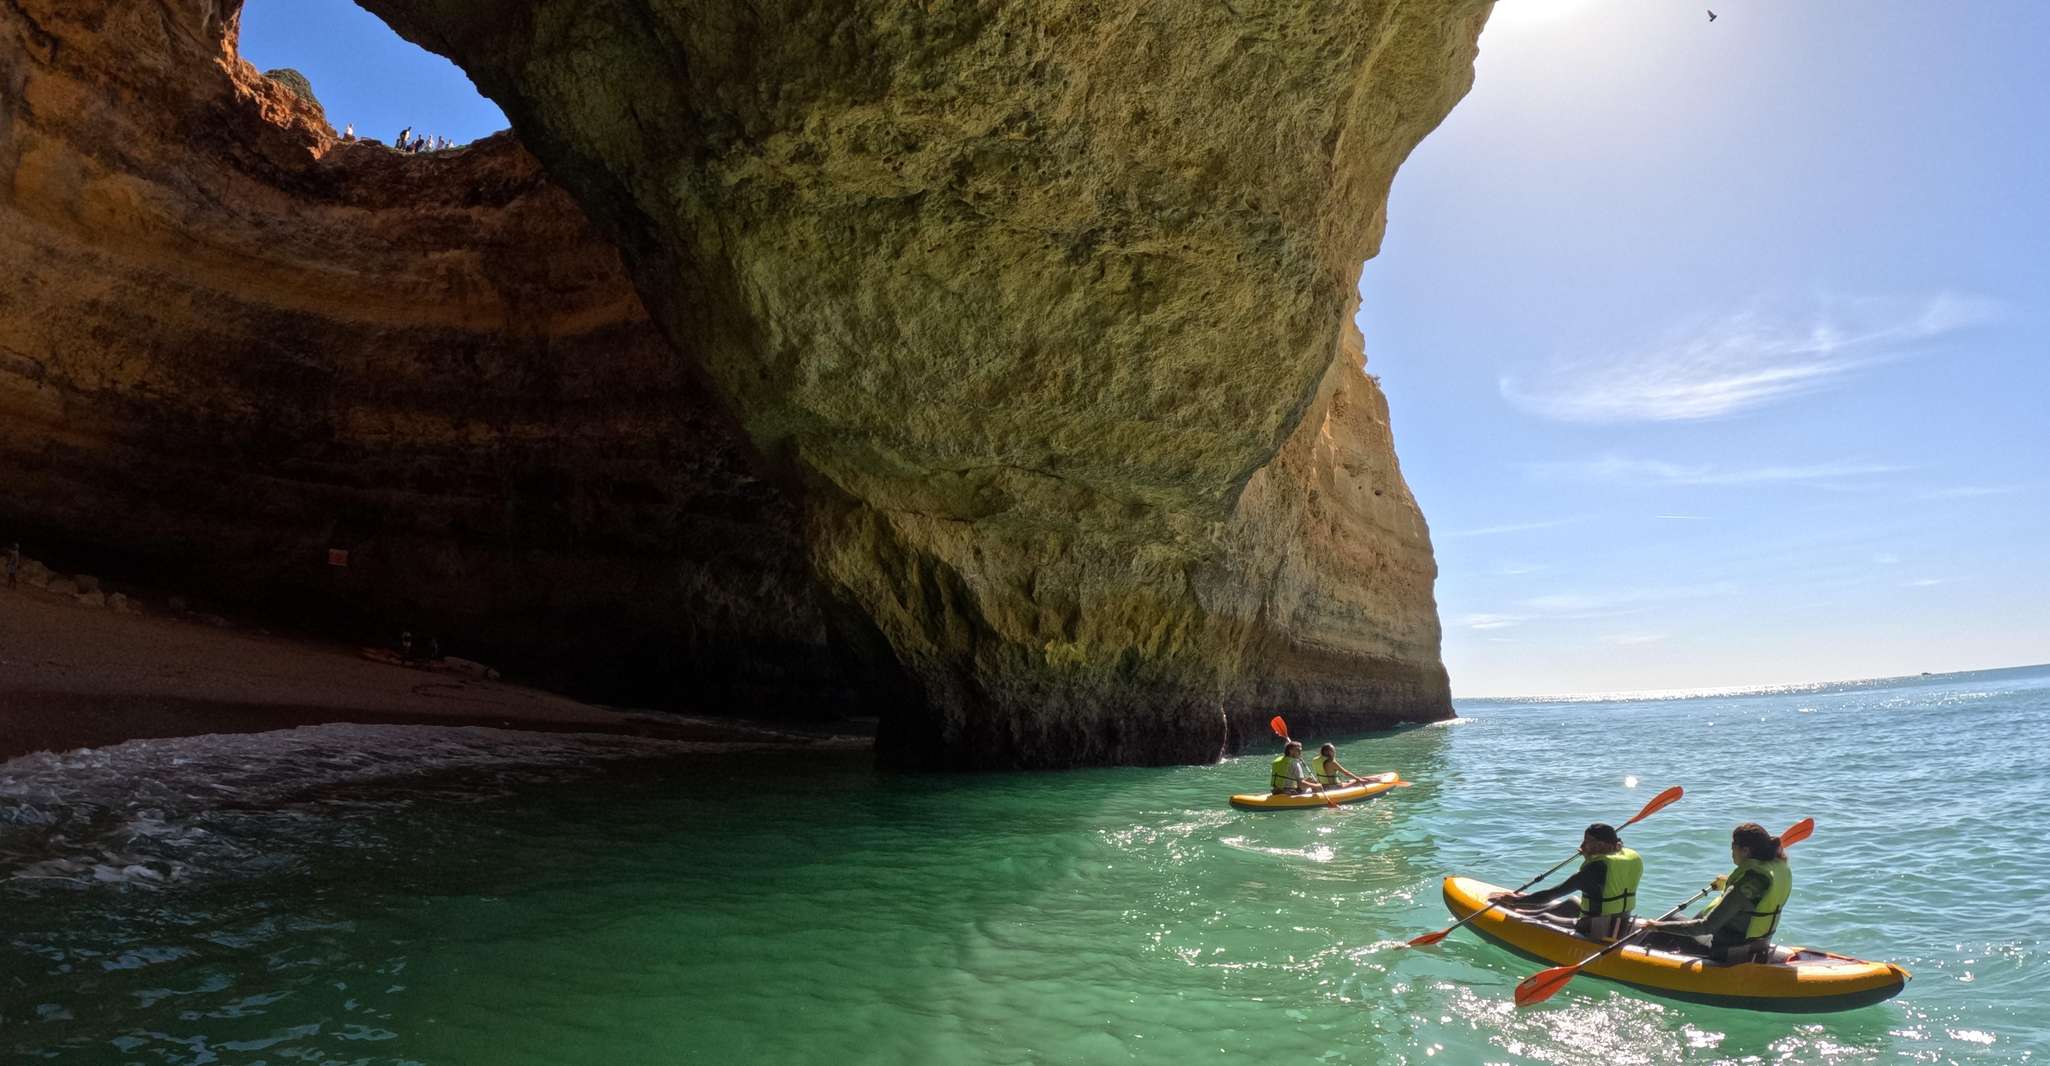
[1266,715,1338,808]
[1406,784,1684,948]
[1512,817,1814,1007]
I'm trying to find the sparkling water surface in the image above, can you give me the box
[4,665,2047,1063]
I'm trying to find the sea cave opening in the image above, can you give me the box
[234,0,508,148]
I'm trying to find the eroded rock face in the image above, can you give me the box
[1,0,1482,766]
[0,0,880,711]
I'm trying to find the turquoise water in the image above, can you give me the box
[5,665,2047,1063]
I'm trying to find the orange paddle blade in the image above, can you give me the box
[1513,964,1580,1008]
[1780,817,1815,848]
[1268,716,1289,738]
[1621,785,1684,828]
[1406,928,1450,947]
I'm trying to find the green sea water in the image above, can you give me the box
[5,665,2047,1063]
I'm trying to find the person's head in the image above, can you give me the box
[1284,741,1302,756]
[1579,822,1622,856]
[1731,822,1782,863]
[1319,743,1336,758]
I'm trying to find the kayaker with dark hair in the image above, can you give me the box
[1312,743,1374,788]
[1269,741,1323,796]
[1491,822,1643,940]
[1643,821,1791,963]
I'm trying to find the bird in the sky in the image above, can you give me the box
[1707,9,1718,20]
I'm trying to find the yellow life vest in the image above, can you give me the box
[1270,754,1301,791]
[1713,856,1791,941]
[1314,754,1341,786]
[1581,847,1643,916]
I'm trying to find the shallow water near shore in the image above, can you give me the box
[4,666,2047,1063]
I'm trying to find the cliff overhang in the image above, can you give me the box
[0,0,1484,767]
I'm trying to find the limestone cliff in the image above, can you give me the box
[0,0,875,711]
[1,0,1483,767]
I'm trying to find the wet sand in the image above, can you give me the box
[0,585,868,761]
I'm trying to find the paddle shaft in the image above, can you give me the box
[1428,853,1581,938]
[1561,884,1713,973]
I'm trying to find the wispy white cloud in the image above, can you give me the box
[1526,456,1909,488]
[1916,484,2029,500]
[1458,581,1734,634]
[1902,578,1945,588]
[1519,581,1736,615]
[1604,633,1668,645]
[1872,553,1901,566]
[1500,292,2001,423]
[1654,513,1710,521]
[1442,516,1587,539]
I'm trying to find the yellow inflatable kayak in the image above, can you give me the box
[1442,875,1909,1012]
[1229,773,1404,809]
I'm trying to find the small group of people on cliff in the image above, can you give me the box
[1492,820,1795,964]
[375,126,458,154]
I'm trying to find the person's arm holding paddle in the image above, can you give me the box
[1315,744,1370,787]
[1493,861,1602,912]
[1639,871,1764,938]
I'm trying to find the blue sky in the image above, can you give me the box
[239,1,2048,696]
[238,0,506,144]
[1367,1,2049,694]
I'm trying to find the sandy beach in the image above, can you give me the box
[0,582,868,761]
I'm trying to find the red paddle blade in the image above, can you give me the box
[1406,928,1450,947]
[1513,964,1580,1007]
[1780,817,1816,848]
[1621,785,1684,828]
[1268,716,1289,738]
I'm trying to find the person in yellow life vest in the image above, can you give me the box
[1642,821,1791,963]
[1491,822,1643,940]
[1268,741,1324,796]
[1312,743,1381,788]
